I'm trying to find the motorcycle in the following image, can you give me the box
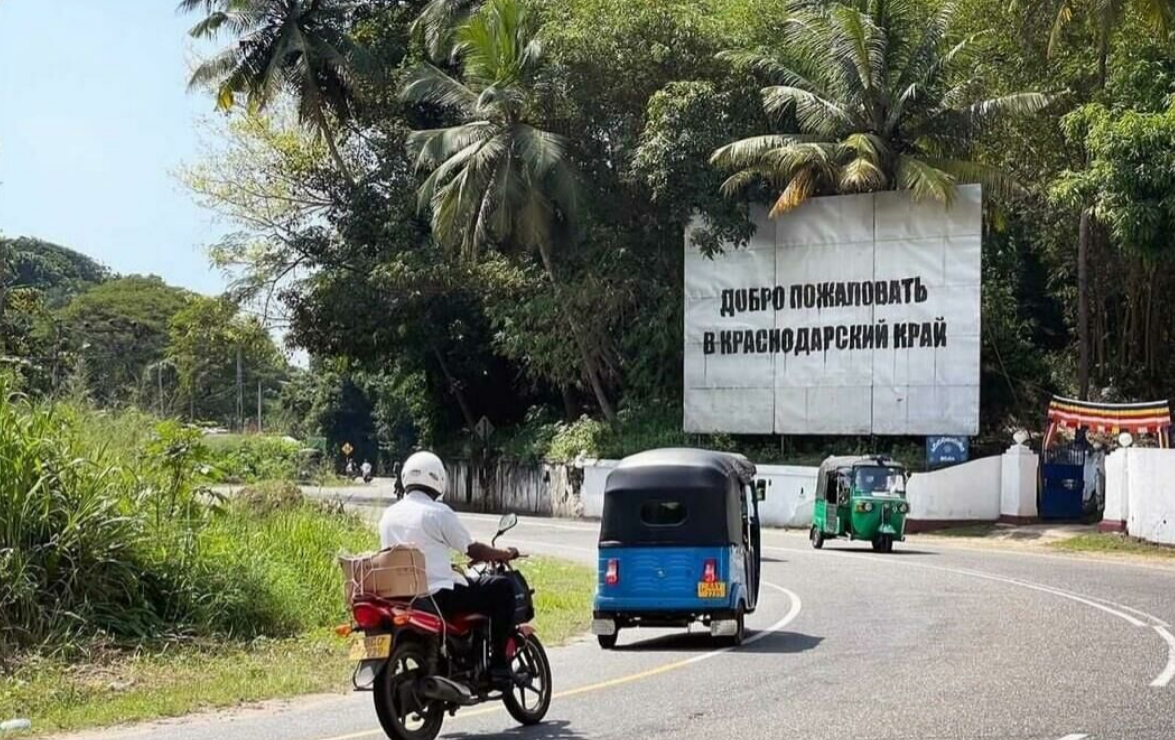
[347,513,552,740]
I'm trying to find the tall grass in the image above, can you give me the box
[0,377,376,659]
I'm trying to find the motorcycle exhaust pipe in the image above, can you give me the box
[417,676,478,706]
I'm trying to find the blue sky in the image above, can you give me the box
[0,0,226,294]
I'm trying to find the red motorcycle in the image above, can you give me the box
[347,514,552,740]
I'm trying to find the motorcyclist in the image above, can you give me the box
[377,451,520,685]
[360,459,373,483]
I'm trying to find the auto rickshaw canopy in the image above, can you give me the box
[815,455,908,498]
[600,449,755,548]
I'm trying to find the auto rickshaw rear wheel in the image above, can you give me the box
[597,633,618,650]
[810,526,825,549]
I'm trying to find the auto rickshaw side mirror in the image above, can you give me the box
[755,479,767,502]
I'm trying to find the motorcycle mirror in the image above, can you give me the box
[497,512,518,534]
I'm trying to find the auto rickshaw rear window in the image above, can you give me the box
[639,500,687,526]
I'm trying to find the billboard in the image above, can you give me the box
[683,185,981,435]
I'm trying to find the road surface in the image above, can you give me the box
[55,508,1175,740]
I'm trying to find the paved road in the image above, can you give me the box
[57,510,1175,740]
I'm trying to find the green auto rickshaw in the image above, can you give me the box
[810,455,910,553]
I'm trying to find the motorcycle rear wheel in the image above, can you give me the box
[374,640,445,740]
[503,633,552,726]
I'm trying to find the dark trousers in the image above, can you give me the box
[433,576,515,668]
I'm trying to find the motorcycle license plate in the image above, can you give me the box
[697,582,727,598]
[349,634,391,661]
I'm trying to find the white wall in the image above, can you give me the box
[1102,449,1129,527]
[999,444,1038,519]
[579,456,1009,529]
[1109,449,1175,545]
[754,464,819,527]
[907,455,1002,522]
[580,459,617,519]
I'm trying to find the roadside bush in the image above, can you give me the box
[0,379,376,656]
[236,480,304,515]
[499,400,929,468]
[202,435,303,483]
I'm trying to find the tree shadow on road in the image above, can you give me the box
[445,719,585,740]
[612,629,822,655]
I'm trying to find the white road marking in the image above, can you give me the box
[1056,734,1088,740]
[1150,625,1175,688]
[768,543,1175,688]
[464,514,1175,689]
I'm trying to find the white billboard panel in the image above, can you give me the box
[683,186,981,435]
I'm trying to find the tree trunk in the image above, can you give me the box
[561,385,578,421]
[323,126,356,187]
[534,241,617,424]
[433,347,478,431]
[1078,208,1091,400]
[316,112,356,188]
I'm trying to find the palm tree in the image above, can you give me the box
[401,0,616,422]
[180,0,359,184]
[413,0,484,61]
[712,0,1049,218]
[1036,0,1175,88]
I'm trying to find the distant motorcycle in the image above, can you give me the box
[346,514,551,740]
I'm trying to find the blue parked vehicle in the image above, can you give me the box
[591,449,765,649]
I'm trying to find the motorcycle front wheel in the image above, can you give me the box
[373,640,444,740]
[503,633,552,725]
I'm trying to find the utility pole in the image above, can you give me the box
[236,346,244,432]
[257,380,263,434]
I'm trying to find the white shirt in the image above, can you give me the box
[378,491,473,593]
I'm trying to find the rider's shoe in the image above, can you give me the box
[488,666,515,689]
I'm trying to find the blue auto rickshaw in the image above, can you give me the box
[591,449,765,648]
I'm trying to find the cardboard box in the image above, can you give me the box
[340,546,428,603]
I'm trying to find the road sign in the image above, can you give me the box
[341,442,354,457]
[926,435,969,468]
[474,416,495,443]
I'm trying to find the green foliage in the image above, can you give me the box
[58,276,192,406]
[712,1,1050,216]
[168,295,288,426]
[178,0,1175,458]
[402,0,583,257]
[2,236,109,307]
[181,0,360,180]
[203,435,303,484]
[0,382,374,656]
[1055,103,1175,255]
[235,480,305,514]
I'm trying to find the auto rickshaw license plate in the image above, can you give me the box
[349,634,391,661]
[697,582,727,598]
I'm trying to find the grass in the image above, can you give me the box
[1049,533,1175,559]
[921,523,999,537]
[0,555,594,736]
[517,556,595,645]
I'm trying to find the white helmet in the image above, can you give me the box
[401,451,448,499]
